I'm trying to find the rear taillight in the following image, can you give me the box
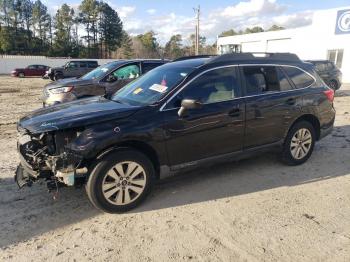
[323,89,334,103]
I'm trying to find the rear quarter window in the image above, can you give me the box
[282,66,315,89]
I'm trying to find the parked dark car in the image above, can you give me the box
[306,60,342,90]
[47,60,99,81]
[11,65,50,77]
[15,53,335,213]
[43,59,168,106]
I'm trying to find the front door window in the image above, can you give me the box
[168,67,239,109]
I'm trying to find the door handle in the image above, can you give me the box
[286,98,296,105]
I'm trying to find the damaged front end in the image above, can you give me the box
[16,128,88,191]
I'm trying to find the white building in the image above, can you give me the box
[217,6,350,83]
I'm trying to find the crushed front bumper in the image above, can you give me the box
[14,165,33,188]
[15,142,40,188]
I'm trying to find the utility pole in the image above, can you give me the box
[193,5,200,55]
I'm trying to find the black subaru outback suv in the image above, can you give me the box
[16,53,335,213]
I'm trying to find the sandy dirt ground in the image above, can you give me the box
[0,76,349,262]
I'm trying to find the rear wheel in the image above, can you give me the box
[86,149,155,213]
[281,121,315,166]
[328,80,338,90]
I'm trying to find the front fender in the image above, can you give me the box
[66,119,152,158]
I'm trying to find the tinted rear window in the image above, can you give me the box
[282,66,314,89]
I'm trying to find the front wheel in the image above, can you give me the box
[18,72,25,78]
[86,149,155,213]
[281,121,316,166]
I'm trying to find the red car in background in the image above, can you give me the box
[11,65,50,78]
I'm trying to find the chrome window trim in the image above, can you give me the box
[159,63,315,112]
[275,64,316,89]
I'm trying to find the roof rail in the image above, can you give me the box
[208,52,301,64]
[173,55,217,62]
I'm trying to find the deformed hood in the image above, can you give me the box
[19,97,140,134]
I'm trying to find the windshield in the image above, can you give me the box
[80,62,120,80]
[112,65,196,106]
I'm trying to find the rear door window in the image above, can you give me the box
[242,66,282,95]
[282,66,315,89]
[277,67,294,91]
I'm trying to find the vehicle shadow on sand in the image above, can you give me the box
[0,125,349,249]
[139,142,350,212]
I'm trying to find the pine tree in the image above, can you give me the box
[99,2,123,58]
[164,34,183,59]
[120,31,134,58]
[52,4,75,56]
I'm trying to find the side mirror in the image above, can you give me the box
[178,99,202,117]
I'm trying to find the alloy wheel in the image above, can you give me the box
[290,128,312,160]
[101,161,146,206]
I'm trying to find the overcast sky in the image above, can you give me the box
[43,0,350,44]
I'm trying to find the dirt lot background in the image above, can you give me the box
[0,76,349,261]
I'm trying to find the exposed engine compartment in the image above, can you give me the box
[19,132,55,174]
[17,128,87,190]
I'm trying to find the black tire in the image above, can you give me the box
[86,149,155,213]
[328,80,338,90]
[281,121,316,166]
[18,72,25,78]
[54,72,63,81]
